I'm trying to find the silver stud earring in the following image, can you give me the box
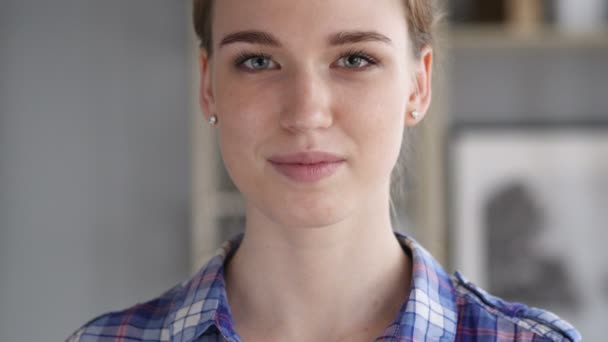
[411,111,421,119]
[208,115,218,126]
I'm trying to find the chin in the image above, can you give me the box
[264,197,352,229]
[240,178,358,229]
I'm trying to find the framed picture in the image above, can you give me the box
[446,121,608,341]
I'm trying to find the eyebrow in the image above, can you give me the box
[219,30,393,49]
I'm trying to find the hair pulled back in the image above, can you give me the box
[193,0,442,59]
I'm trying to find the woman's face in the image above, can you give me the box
[200,0,431,228]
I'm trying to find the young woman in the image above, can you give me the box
[68,0,581,341]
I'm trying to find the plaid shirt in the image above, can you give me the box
[67,231,581,341]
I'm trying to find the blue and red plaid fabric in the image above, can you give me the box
[67,231,581,341]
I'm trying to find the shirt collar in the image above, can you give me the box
[384,231,458,340]
[168,230,458,341]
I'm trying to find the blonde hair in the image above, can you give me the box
[193,0,442,58]
[193,0,443,227]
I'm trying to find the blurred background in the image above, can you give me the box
[1,0,606,341]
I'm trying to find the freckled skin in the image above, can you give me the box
[198,0,432,339]
[201,0,425,229]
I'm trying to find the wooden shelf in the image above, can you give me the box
[445,24,608,49]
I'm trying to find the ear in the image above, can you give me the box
[199,50,217,121]
[405,45,433,127]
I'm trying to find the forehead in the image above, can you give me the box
[212,0,409,51]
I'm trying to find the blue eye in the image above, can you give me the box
[234,52,276,71]
[340,55,368,68]
[233,49,380,72]
[336,50,379,69]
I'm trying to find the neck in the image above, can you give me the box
[224,196,412,340]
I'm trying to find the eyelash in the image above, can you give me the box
[233,49,380,72]
[234,51,273,70]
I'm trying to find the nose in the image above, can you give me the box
[279,68,333,133]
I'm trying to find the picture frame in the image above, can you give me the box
[446,121,608,341]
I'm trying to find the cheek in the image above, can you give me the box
[340,80,406,150]
[214,77,279,182]
[337,80,406,184]
[214,70,283,126]
[216,114,263,198]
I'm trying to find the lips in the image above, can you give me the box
[268,151,345,164]
[268,151,345,183]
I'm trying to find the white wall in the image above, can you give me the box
[0,1,192,340]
